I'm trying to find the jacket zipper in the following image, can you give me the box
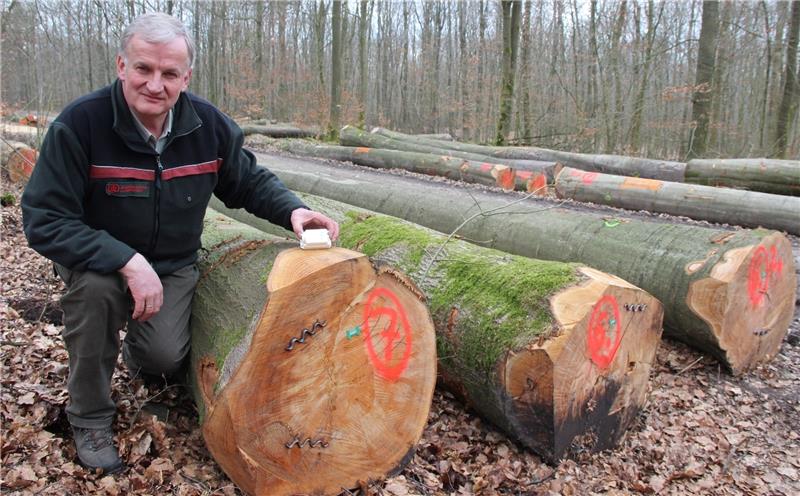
[148,155,163,254]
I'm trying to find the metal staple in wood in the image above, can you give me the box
[623,303,647,312]
[285,319,327,351]
[284,436,330,449]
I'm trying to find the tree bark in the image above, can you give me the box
[495,0,521,145]
[685,158,800,196]
[193,210,436,495]
[328,0,343,140]
[208,197,664,462]
[687,1,720,159]
[256,154,797,375]
[370,127,684,181]
[555,166,800,235]
[269,138,522,191]
[773,0,800,158]
[340,126,560,185]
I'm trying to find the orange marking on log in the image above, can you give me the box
[620,177,663,191]
[496,167,516,190]
[480,163,493,172]
[363,287,413,382]
[354,147,371,154]
[581,172,599,184]
[587,295,622,369]
[747,245,784,308]
[528,174,547,194]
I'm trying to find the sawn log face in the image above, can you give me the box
[192,213,436,495]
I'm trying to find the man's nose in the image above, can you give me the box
[146,74,164,93]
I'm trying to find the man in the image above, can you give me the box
[21,13,338,474]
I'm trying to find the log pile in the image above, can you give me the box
[192,210,437,495]
[209,196,664,462]
[240,123,319,138]
[258,157,796,375]
[685,158,800,196]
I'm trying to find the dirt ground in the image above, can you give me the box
[1,150,799,495]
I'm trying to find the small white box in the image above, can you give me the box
[300,229,332,250]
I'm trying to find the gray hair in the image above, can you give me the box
[119,13,195,69]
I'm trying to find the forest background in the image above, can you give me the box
[1,0,798,161]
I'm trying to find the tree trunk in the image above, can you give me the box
[340,126,561,185]
[240,123,319,139]
[555,166,800,235]
[193,210,436,495]
[208,197,664,462]
[687,1,720,159]
[685,158,800,196]
[370,127,684,181]
[256,154,797,375]
[328,0,343,140]
[773,0,800,158]
[269,138,523,191]
[495,0,522,145]
[357,0,368,129]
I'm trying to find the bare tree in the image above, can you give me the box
[688,1,720,159]
[773,0,800,158]
[495,0,521,145]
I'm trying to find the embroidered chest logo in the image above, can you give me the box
[105,181,150,197]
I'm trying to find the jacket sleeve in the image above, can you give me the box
[213,117,307,232]
[21,122,136,273]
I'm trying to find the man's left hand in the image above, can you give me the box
[290,208,340,241]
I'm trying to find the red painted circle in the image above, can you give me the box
[362,287,413,382]
[586,295,622,369]
[747,245,784,308]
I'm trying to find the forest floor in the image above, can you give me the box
[1,148,799,495]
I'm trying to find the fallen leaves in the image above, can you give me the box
[2,177,800,496]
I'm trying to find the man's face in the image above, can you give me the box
[116,34,192,125]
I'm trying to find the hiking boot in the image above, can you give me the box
[72,425,124,474]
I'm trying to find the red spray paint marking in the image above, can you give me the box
[497,168,516,190]
[747,245,784,308]
[362,287,413,381]
[581,172,599,185]
[516,170,533,180]
[480,163,493,173]
[529,174,547,193]
[586,295,622,369]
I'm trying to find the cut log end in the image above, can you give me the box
[687,233,797,375]
[500,267,664,461]
[199,248,436,495]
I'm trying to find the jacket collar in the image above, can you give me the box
[111,79,202,154]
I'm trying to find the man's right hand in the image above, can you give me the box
[119,253,163,322]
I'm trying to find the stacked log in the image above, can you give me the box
[685,158,800,196]
[1,140,37,183]
[555,167,800,235]
[192,210,437,495]
[340,125,560,190]
[209,196,664,462]
[370,127,686,182]
[271,138,520,191]
[240,123,319,138]
[257,156,797,375]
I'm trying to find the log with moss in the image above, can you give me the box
[340,125,558,192]
[271,138,523,191]
[209,196,664,462]
[257,157,797,375]
[240,123,319,138]
[371,127,687,182]
[192,210,437,495]
[685,158,800,196]
[555,167,800,235]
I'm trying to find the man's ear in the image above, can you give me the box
[116,55,126,81]
[182,68,193,91]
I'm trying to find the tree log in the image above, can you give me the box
[555,167,800,235]
[340,125,559,190]
[685,159,800,196]
[270,138,522,191]
[209,196,664,462]
[240,123,319,138]
[415,133,454,141]
[371,127,687,182]
[256,155,797,375]
[192,210,437,495]
[1,140,37,183]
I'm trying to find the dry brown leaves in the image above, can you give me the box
[2,180,799,496]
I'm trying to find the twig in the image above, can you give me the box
[0,134,37,168]
[677,356,704,375]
